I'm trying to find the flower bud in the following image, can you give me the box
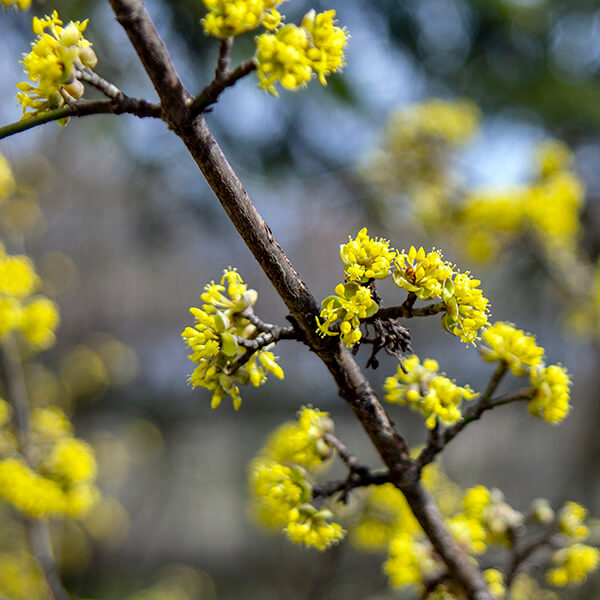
[78,46,98,69]
[60,23,81,47]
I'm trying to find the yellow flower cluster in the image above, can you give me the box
[285,505,344,550]
[383,533,437,589]
[347,482,420,552]
[182,268,284,410]
[263,406,334,468]
[557,501,589,540]
[316,281,378,347]
[0,244,60,350]
[509,573,559,600]
[256,9,347,95]
[384,355,477,429]
[340,227,395,283]
[0,405,99,518]
[393,246,452,300]
[202,0,282,38]
[248,406,344,550]
[17,11,98,119]
[529,364,571,424]
[1,0,31,9]
[480,321,544,376]
[546,544,600,586]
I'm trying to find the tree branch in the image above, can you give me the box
[370,301,446,321]
[75,66,124,100]
[107,2,492,596]
[0,97,162,141]
[312,469,390,500]
[0,335,70,600]
[191,59,257,116]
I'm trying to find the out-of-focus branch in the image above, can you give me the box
[505,529,558,586]
[107,2,493,596]
[0,335,70,600]
[0,97,162,141]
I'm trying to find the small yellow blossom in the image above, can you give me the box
[529,364,571,423]
[557,501,589,541]
[285,506,344,550]
[1,0,32,9]
[256,10,347,95]
[248,458,309,528]
[442,271,490,344]
[202,0,283,38]
[41,437,97,484]
[384,532,437,589]
[183,268,284,410]
[384,355,477,429]
[393,246,452,300]
[480,321,544,376]
[19,297,60,349]
[484,569,506,598]
[509,573,559,600]
[263,406,334,469]
[316,281,378,347]
[340,227,394,282]
[0,253,39,298]
[546,544,600,586]
[17,11,98,118]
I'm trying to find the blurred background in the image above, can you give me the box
[1,0,600,597]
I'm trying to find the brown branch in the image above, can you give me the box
[107,2,492,596]
[0,336,70,600]
[505,529,557,586]
[323,432,362,471]
[216,37,233,80]
[0,97,162,141]
[75,66,124,100]
[191,59,257,116]
[416,363,509,469]
[370,301,446,321]
[312,469,390,500]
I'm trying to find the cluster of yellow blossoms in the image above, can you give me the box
[480,322,571,424]
[17,11,98,119]
[384,355,477,429]
[0,404,98,518]
[202,0,283,38]
[255,10,347,95]
[1,0,31,9]
[317,229,491,347]
[248,407,344,550]
[182,268,284,410]
[0,243,59,350]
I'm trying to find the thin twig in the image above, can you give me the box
[190,59,257,116]
[369,301,446,321]
[216,38,233,80]
[323,432,362,471]
[0,336,70,600]
[312,470,390,500]
[0,97,162,141]
[75,66,124,100]
[416,363,510,469]
[505,529,558,586]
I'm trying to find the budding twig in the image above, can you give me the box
[75,66,124,100]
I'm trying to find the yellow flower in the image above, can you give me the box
[384,354,477,429]
[263,406,333,469]
[393,246,452,300]
[0,155,16,200]
[19,297,60,349]
[41,437,97,484]
[442,271,490,344]
[1,0,32,9]
[301,9,347,86]
[340,227,395,282]
[546,544,600,586]
[384,532,437,589]
[316,281,378,347]
[529,364,571,424]
[484,569,506,598]
[535,139,573,179]
[480,321,544,376]
[202,0,283,38]
[557,501,589,541]
[285,506,344,550]
[17,11,97,118]
[256,10,347,96]
[0,253,39,298]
